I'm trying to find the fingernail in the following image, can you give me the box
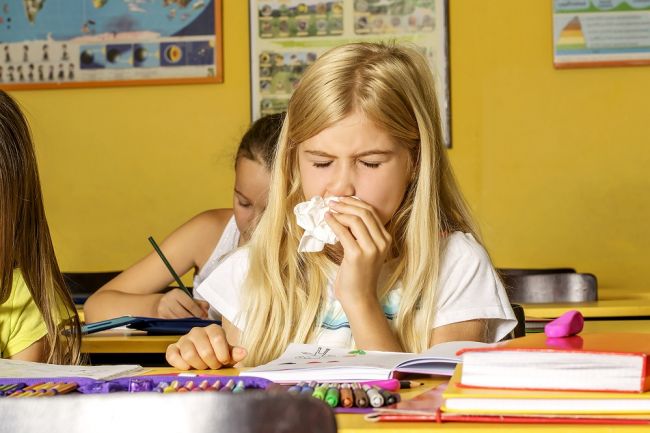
[233,347,247,357]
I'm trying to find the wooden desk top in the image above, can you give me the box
[142,367,650,432]
[82,330,179,354]
[81,317,650,355]
[523,289,650,319]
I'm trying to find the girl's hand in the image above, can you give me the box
[157,289,210,319]
[166,324,247,370]
[325,197,392,309]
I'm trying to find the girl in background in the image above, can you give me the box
[84,113,284,322]
[0,90,81,363]
[166,43,516,370]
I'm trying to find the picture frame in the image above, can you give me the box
[0,0,223,90]
[249,0,451,147]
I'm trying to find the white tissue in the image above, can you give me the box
[294,196,340,252]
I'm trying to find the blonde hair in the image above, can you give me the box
[0,90,82,364]
[241,42,480,366]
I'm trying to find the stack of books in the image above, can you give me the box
[369,333,650,424]
[441,332,650,424]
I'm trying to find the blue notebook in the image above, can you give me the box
[82,316,221,335]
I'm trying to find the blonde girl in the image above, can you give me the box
[166,42,516,370]
[0,90,81,363]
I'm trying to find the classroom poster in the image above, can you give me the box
[249,0,451,147]
[0,0,222,89]
[553,0,650,68]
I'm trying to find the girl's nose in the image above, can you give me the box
[326,164,355,197]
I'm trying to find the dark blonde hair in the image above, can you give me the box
[0,90,81,364]
[241,42,480,365]
[236,112,285,169]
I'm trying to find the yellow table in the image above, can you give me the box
[81,317,650,355]
[523,289,650,319]
[82,330,178,354]
[141,367,650,432]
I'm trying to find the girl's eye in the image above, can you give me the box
[312,161,333,168]
[360,161,381,168]
[238,200,252,208]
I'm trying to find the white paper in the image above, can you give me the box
[294,196,340,252]
[245,341,488,383]
[0,358,145,380]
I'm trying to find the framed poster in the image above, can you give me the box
[553,0,650,68]
[0,0,222,90]
[249,0,451,147]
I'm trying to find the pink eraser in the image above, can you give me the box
[544,310,584,338]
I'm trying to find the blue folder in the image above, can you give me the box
[82,316,221,335]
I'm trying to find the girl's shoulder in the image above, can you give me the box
[4,269,29,307]
[440,232,492,273]
[187,208,234,230]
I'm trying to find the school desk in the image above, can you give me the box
[523,288,650,319]
[81,330,179,354]
[142,367,650,432]
[81,318,650,355]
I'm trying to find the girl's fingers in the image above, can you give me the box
[328,212,376,253]
[197,300,210,312]
[175,337,209,370]
[329,199,390,251]
[183,326,223,370]
[175,290,207,318]
[325,212,361,256]
[204,324,235,366]
[231,346,248,363]
[165,343,191,370]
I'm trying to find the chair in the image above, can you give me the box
[63,271,121,304]
[509,303,526,339]
[504,273,598,304]
[498,267,576,285]
[0,389,337,433]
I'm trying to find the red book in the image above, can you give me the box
[456,332,650,393]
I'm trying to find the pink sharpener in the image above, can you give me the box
[544,310,584,338]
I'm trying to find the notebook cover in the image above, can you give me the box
[456,332,650,392]
[442,366,650,415]
[82,316,221,335]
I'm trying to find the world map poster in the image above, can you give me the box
[0,0,222,89]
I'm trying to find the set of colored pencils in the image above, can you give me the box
[287,381,401,408]
[155,379,247,394]
[1,382,78,397]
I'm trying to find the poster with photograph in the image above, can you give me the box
[250,0,451,147]
[0,0,222,89]
[554,0,650,68]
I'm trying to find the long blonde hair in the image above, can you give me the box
[241,42,479,365]
[0,90,81,364]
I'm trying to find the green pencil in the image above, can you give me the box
[147,236,192,297]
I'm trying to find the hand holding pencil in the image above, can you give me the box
[157,289,209,319]
[149,236,210,319]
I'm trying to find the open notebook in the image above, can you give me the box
[244,341,487,383]
[0,359,144,380]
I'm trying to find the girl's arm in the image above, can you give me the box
[429,319,488,346]
[326,198,403,352]
[9,337,45,362]
[165,319,246,370]
[83,209,233,322]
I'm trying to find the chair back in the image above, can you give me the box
[509,303,526,339]
[505,273,598,304]
[0,390,337,433]
[63,271,121,304]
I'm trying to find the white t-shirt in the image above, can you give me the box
[192,215,240,320]
[196,232,517,348]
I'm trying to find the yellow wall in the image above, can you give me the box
[8,1,650,291]
[11,1,251,274]
[449,1,650,291]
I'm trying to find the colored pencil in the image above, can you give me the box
[148,236,192,297]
